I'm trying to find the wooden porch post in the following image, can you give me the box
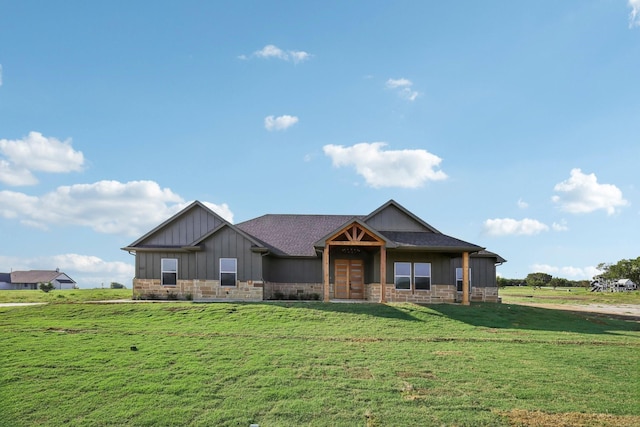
[323,244,330,302]
[380,245,386,303]
[462,251,470,306]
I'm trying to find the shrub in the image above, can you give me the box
[184,293,193,301]
[39,282,55,293]
[273,291,284,300]
[166,292,178,300]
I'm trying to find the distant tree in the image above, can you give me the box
[549,277,569,289]
[596,257,640,285]
[110,282,126,289]
[525,273,552,288]
[39,282,55,293]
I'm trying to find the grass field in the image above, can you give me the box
[500,286,640,305]
[1,290,639,426]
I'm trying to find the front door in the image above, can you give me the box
[334,259,364,299]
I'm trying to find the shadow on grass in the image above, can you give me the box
[272,301,425,322]
[427,303,640,335]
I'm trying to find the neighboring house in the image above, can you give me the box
[0,270,77,290]
[616,279,637,291]
[122,200,505,304]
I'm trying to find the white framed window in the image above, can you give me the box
[414,263,431,290]
[220,258,237,287]
[394,262,411,290]
[456,267,471,292]
[161,258,177,286]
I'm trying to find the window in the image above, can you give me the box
[220,258,237,287]
[414,263,431,290]
[394,262,411,290]
[161,258,177,286]
[456,267,471,292]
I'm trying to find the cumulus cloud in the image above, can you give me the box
[323,142,447,188]
[517,198,529,209]
[483,218,549,236]
[551,220,569,232]
[552,168,628,215]
[630,0,640,28]
[0,180,234,236]
[0,131,85,186]
[0,253,135,289]
[386,78,419,101]
[530,264,601,280]
[264,115,299,131]
[242,44,312,63]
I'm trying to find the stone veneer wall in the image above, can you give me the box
[468,286,500,302]
[133,279,263,301]
[263,282,324,300]
[365,283,457,303]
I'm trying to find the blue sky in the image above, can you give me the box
[1,1,639,288]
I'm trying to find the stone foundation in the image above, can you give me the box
[263,282,323,300]
[133,278,263,301]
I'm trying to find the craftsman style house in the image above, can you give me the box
[122,200,505,304]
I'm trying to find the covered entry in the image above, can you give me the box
[319,220,389,302]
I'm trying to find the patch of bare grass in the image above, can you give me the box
[498,409,640,426]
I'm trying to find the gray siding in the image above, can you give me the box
[140,207,224,246]
[451,257,497,287]
[365,204,430,232]
[375,251,451,284]
[135,226,262,282]
[263,257,322,283]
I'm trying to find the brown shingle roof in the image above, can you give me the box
[379,231,483,252]
[236,214,363,256]
[10,270,71,284]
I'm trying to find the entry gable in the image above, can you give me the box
[364,200,440,233]
[123,201,228,250]
[315,219,395,248]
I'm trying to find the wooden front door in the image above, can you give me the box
[334,259,364,299]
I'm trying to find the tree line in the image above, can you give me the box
[498,256,640,288]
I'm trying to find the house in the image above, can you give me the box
[0,270,77,290]
[122,200,505,304]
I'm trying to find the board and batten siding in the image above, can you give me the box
[365,204,430,232]
[140,207,224,246]
[262,257,322,283]
[451,256,497,288]
[374,251,451,284]
[135,226,262,282]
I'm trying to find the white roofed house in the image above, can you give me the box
[0,270,77,290]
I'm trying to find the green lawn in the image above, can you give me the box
[500,286,640,305]
[1,295,639,426]
[0,288,131,304]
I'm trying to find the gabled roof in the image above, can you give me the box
[0,272,11,283]
[313,218,397,248]
[236,214,362,256]
[124,201,229,249]
[10,270,75,284]
[364,199,441,233]
[192,223,268,252]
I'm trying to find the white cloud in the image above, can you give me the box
[530,264,600,280]
[386,78,419,101]
[247,44,312,63]
[517,198,529,209]
[629,0,640,28]
[0,180,234,236]
[0,253,135,289]
[323,142,447,188]
[551,220,569,231]
[264,115,299,131]
[552,168,628,215]
[483,218,549,236]
[0,131,85,186]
